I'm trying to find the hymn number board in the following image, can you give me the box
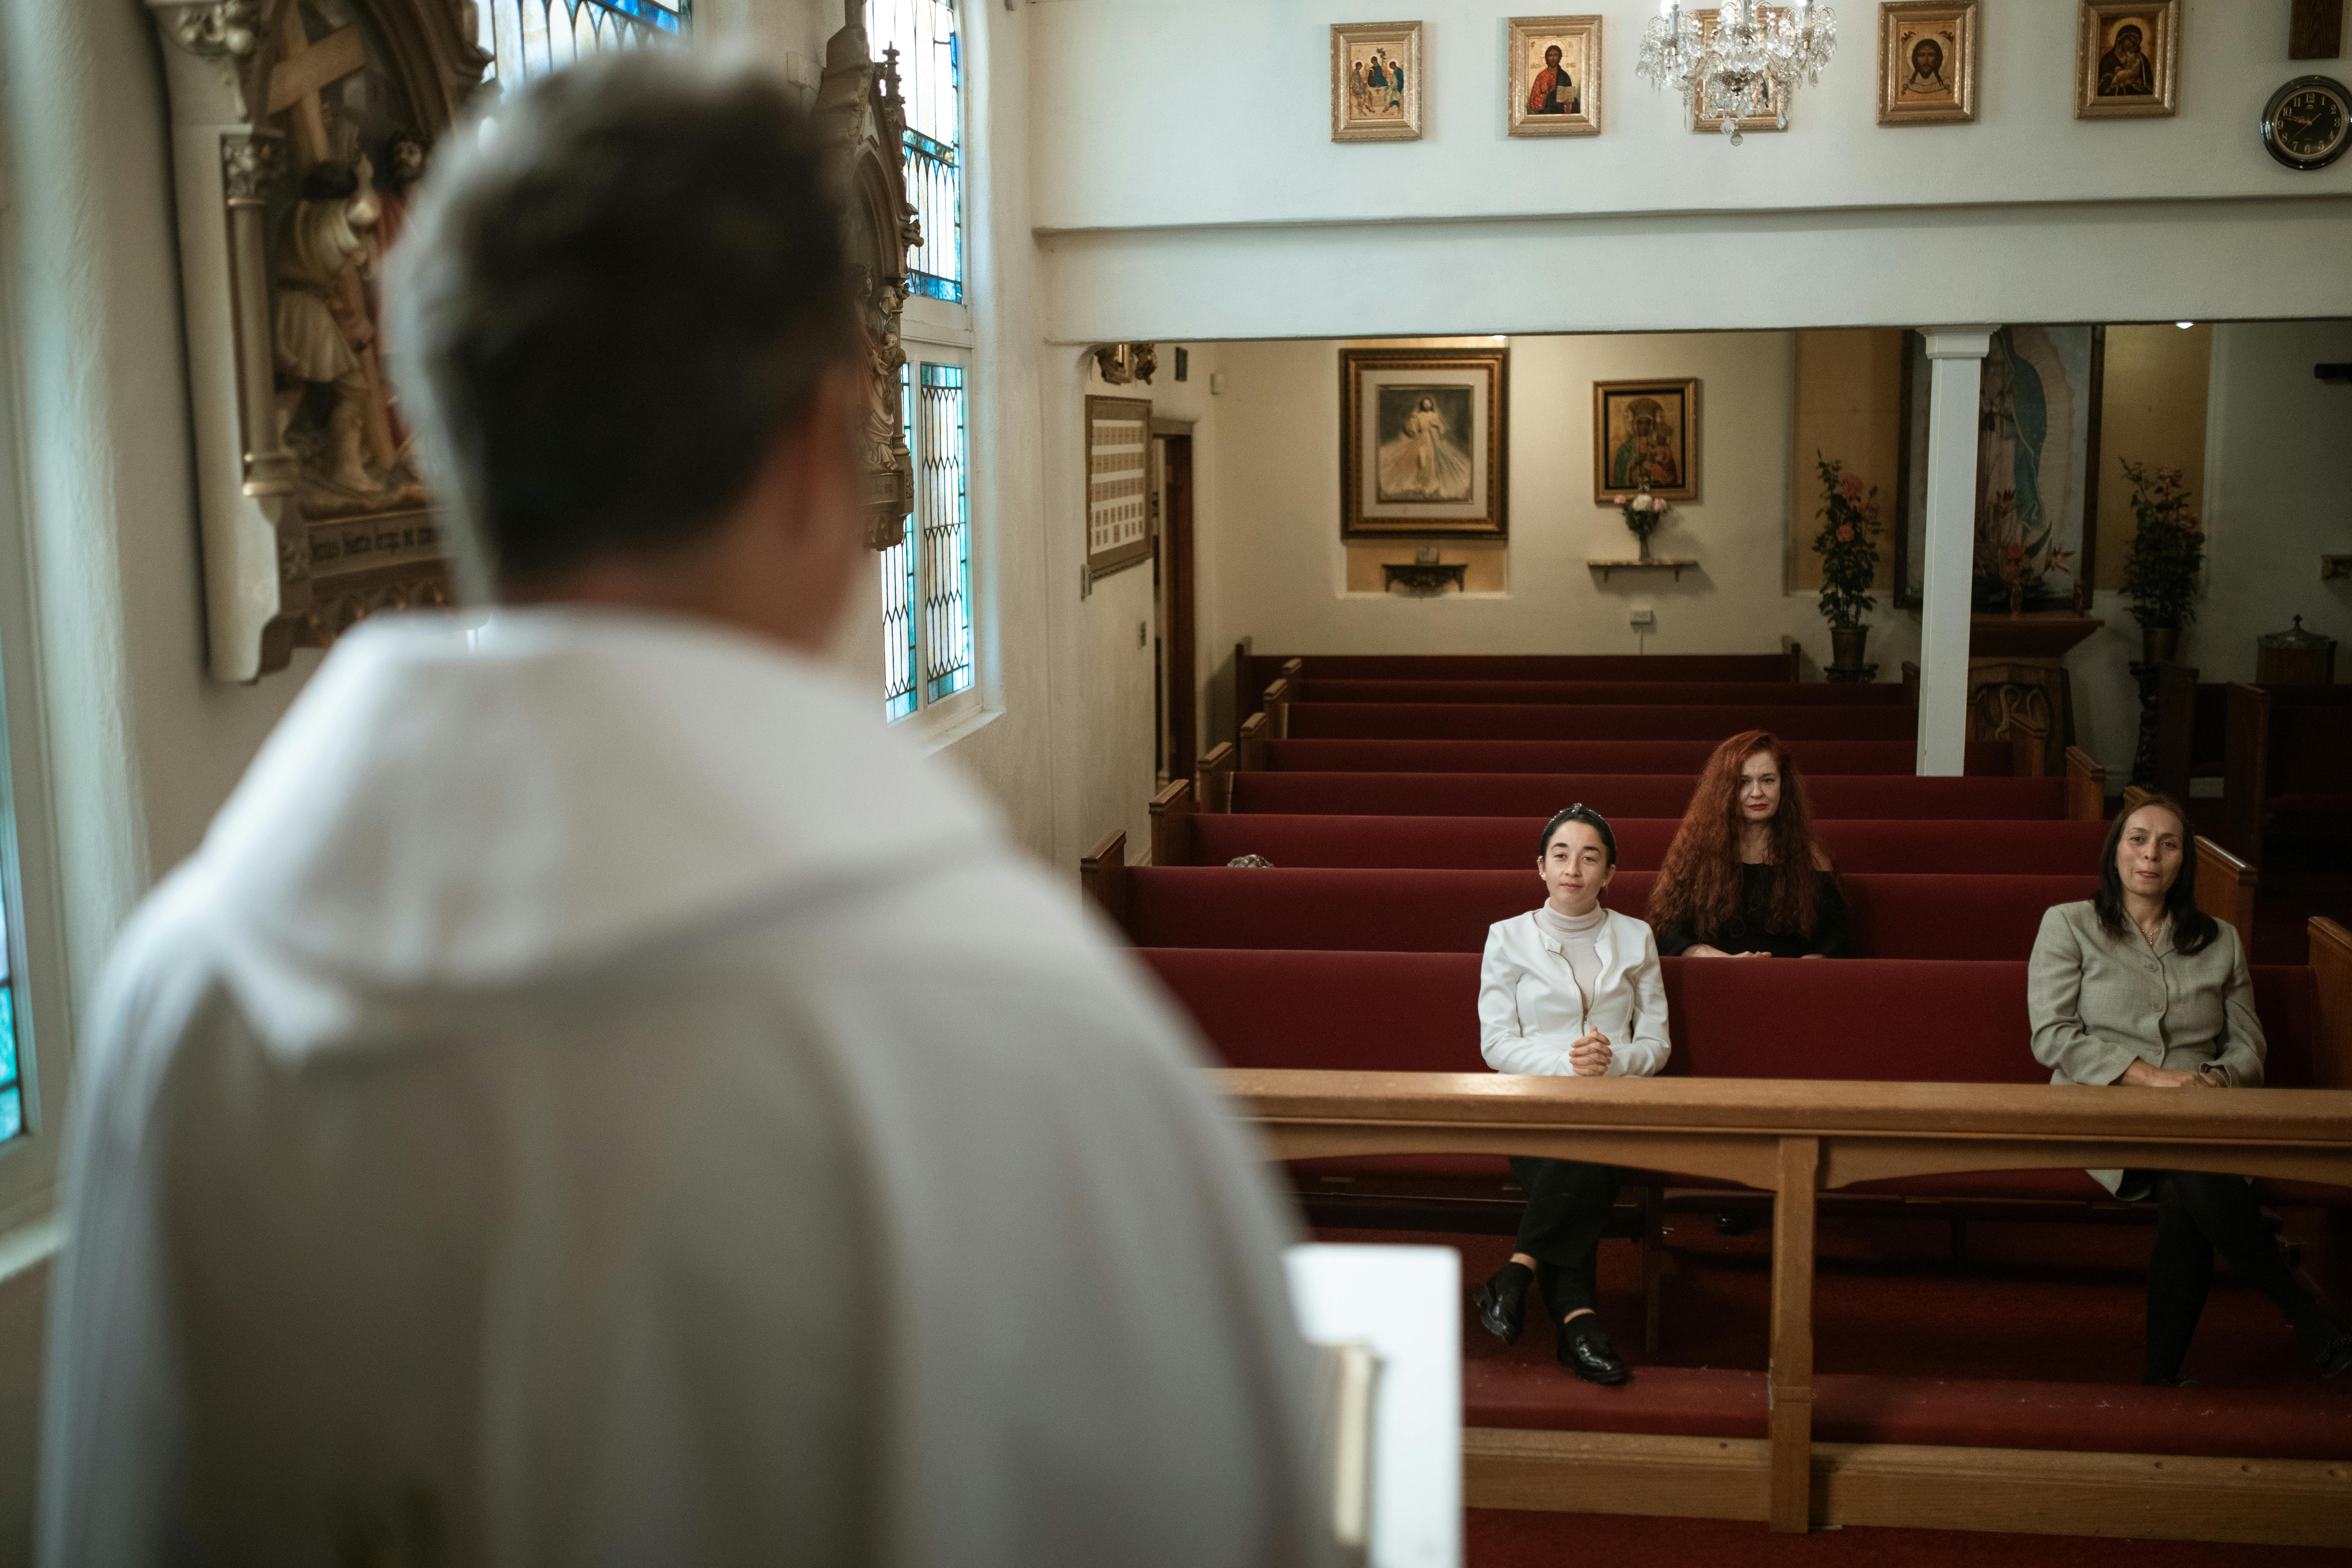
[1086,395,1155,580]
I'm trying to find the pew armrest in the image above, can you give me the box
[1150,778,1196,867]
[2063,746,2106,822]
[2194,835,2258,959]
[2009,712,2051,778]
[1080,830,1132,936]
[1262,677,1293,742]
[2312,917,2352,1091]
[1197,742,1236,812]
[1240,711,1269,772]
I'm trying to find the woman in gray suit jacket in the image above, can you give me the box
[2029,795,2351,1387]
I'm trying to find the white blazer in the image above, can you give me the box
[1478,907,1672,1079]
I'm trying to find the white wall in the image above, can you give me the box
[1031,0,2352,342]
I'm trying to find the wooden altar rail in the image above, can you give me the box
[1219,1068,2352,1544]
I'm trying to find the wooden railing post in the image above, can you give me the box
[1196,741,1236,813]
[1262,677,1293,742]
[1768,1135,1820,1534]
[2063,746,2107,822]
[2312,917,2352,1091]
[1149,778,1196,867]
[1079,830,1132,936]
[1239,711,1269,773]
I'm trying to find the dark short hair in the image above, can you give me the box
[390,53,857,589]
[2093,793,2218,956]
[1539,803,1617,867]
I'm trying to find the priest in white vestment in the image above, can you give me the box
[40,54,1328,1568]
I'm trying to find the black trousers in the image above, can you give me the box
[1508,1157,1620,1320]
[2144,1169,2324,1381]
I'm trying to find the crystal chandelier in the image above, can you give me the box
[1637,0,1837,144]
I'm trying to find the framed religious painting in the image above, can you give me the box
[1691,9,1786,135]
[1877,1,1977,125]
[1592,379,1699,504]
[1332,21,1424,142]
[2075,0,2177,119]
[1086,395,1156,579]
[1340,347,1509,540]
[1891,326,2106,610]
[1508,16,1602,137]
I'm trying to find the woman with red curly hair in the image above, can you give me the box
[1649,731,1849,959]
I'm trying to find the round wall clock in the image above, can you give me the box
[2262,75,2351,170]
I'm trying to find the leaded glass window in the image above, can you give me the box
[865,0,963,301]
[476,0,690,91]
[0,890,18,1144]
[882,360,972,720]
[918,364,972,703]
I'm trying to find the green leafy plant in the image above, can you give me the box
[2117,459,2204,630]
[1810,454,1882,631]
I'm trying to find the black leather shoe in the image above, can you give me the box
[1556,1316,1630,1385]
[2315,1333,2352,1380]
[1472,1265,1532,1346]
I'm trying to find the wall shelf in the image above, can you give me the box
[1587,558,1700,582]
[1381,562,1468,595]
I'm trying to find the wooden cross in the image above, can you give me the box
[267,3,398,475]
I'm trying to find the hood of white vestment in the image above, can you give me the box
[183,606,999,1058]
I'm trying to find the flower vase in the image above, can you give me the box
[1637,530,1654,565]
[2141,627,2180,666]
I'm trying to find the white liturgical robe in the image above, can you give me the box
[40,609,1325,1568]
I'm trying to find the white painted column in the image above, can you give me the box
[1916,328,1993,776]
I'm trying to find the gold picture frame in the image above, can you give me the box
[1508,15,1602,137]
[1690,10,1787,134]
[1340,347,1509,540]
[1878,1,1978,125]
[1332,21,1424,142]
[2075,0,2176,119]
[1593,379,1700,504]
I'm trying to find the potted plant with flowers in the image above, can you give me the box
[2117,459,2204,665]
[1811,455,1882,673]
[1615,490,1668,563]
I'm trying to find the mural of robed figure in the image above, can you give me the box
[1609,397,1681,491]
[2100,24,2154,96]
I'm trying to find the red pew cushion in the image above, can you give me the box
[1229,772,2069,819]
[1267,738,2009,776]
[1284,703,1914,741]
[1298,679,1909,706]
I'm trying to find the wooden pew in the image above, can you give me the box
[1279,702,1917,742]
[1079,829,1130,927]
[1261,738,2012,776]
[1217,1047,2352,1542]
[1238,648,1802,718]
[2148,662,2228,803]
[2120,783,2260,955]
[2224,683,2352,866]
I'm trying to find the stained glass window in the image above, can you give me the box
[0,874,19,1144]
[865,0,963,302]
[882,361,972,720]
[476,0,690,91]
[881,365,917,721]
[918,364,972,703]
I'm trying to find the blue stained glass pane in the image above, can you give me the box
[918,363,972,704]
[881,362,918,720]
[0,990,16,1090]
[0,1088,22,1145]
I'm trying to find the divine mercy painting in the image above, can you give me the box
[1340,346,1508,539]
[1377,386,1476,503]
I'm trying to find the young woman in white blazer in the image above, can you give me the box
[1470,804,1671,1385]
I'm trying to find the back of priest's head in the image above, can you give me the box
[389,52,860,612]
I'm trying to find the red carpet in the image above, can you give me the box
[1467,1509,2348,1566]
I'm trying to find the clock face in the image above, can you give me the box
[2263,75,2351,171]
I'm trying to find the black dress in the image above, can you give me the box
[1652,862,1850,958]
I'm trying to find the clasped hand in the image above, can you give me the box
[1568,1028,1613,1077]
[2119,1059,2226,1089]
